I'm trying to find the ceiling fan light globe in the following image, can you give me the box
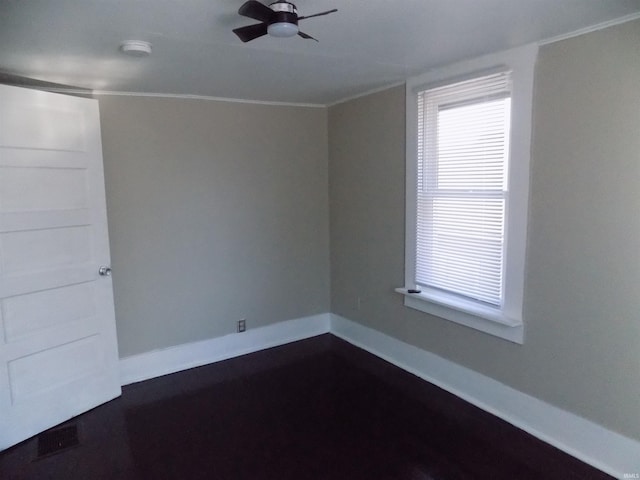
[268,22,299,37]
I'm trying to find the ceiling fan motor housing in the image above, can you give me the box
[269,1,298,25]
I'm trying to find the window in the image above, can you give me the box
[398,45,537,343]
[418,72,511,307]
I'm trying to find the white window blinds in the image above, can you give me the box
[416,71,512,306]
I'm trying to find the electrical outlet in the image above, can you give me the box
[237,319,246,333]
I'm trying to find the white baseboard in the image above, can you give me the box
[330,314,640,478]
[119,311,640,477]
[119,313,330,386]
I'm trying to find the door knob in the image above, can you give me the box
[98,266,112,276]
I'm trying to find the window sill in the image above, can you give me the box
[395,287,524,344]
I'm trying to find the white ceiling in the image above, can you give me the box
[1,0,639,105]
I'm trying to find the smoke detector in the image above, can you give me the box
[119,40,152,57]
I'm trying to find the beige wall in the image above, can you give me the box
[98,96,329,357]
[329,19,640,440]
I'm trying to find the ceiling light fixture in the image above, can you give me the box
[267,21,299,37]
[119,40,152,57]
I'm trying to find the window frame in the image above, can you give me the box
[398,45,538,344]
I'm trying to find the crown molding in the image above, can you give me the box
[538,11,640,46]
[91,90,326,108]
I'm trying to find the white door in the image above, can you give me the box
[0,84,121,451]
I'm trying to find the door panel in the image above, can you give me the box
[3,226,92,273]
[3,283,96,342]
[0,84,121,451]
[0,166,88,211]
[0,99,87,151]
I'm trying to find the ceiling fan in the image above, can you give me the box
[233,1,337,43]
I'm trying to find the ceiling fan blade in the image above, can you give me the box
[298,9,337,21]
[298,31,318,42]
[233,23,269,42]
[238,1,274,22]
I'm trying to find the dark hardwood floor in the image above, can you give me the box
[0,334,612,479]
